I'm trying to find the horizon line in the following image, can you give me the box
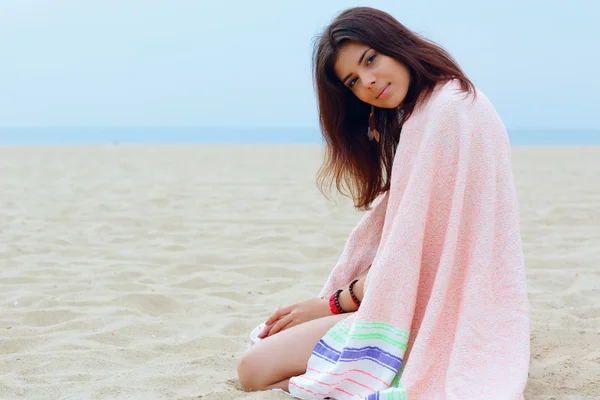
[0,126,599,132]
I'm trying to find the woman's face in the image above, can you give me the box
[334,41,411,109]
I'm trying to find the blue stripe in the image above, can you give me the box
[310,350,336,365]
[312,340,341,363]
[312,342,402,373]
[365,392,380,400]
[344,345,401,363]
[340,346,402,371]
[318,339,342,356]
[318,341,401,366]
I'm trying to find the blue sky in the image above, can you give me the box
[0,0,598,144]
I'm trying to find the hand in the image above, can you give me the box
[258,297,331,339]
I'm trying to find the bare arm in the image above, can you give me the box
[337,265,370,312]
[261,265,372,338]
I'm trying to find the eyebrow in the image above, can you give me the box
[342,47,372,85]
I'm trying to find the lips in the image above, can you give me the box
[376,84,390,99]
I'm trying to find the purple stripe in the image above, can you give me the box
[366,392,380,400]
[340,346,402,370]
[318,339,342,356]
[312,343,340,364]
[344,345,402,364]
[312,342,402,372]
[312,340,340,363]
[318,340,401,364]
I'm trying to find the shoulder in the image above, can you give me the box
[422,79,503,131]
[414,79,508,149]
[428,79,478,115]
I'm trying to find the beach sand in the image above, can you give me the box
[0,144,598,399]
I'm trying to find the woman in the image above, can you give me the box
[238,6,530,400]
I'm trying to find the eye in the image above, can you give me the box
[348,77,358,88]
[366,54,376,65]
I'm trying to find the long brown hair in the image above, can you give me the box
[314,6,475,211]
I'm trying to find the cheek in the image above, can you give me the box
[395,63,410,83]
[355,88,371,103]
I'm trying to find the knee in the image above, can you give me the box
[237,350,264,392]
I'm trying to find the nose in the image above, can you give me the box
[359,72,376,90]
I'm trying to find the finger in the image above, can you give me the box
[267,314,293,337]
[265,306,291,325]
[280,319,300,332]
[265,307,290,326]
[267,318,291,337]
[257,323,273,339]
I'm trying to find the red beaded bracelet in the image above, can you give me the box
[329,289,345,314]
[348,279,361,307]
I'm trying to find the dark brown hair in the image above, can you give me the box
[314,6,475,210]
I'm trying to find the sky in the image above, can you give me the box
[0,0,598,144]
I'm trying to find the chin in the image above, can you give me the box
[377,91,404,108]
[381,98,403,109]
[389,94,407,109]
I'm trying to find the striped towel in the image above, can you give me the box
[286,80,530,399]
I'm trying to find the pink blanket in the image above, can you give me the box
[288,80,530,399]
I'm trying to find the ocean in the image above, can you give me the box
[0,127,599,145]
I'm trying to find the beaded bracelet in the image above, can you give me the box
[329,289,345,314]
[348,279,361,307]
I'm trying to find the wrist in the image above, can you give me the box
[338,289,359,312]
[352,279,364,302]
[322,296,334,315]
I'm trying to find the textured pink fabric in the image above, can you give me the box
[300,79,530,399]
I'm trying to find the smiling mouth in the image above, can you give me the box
[376,84,390,99]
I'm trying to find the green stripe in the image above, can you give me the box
[333,321,409,340]
[336,323,350,334]
[391,373,401,388]
[347,333,407,350]
[353,322,410,339]
[350,326,409,343]
[336,321,409,338]
[326,321,409,350]
[380,387,407,400]
[329,324,349,339]
[326,329,346,345]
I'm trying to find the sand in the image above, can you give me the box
[0,144,598,400]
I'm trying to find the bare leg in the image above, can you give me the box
[237,313,351,392]
[267,378,289,391]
